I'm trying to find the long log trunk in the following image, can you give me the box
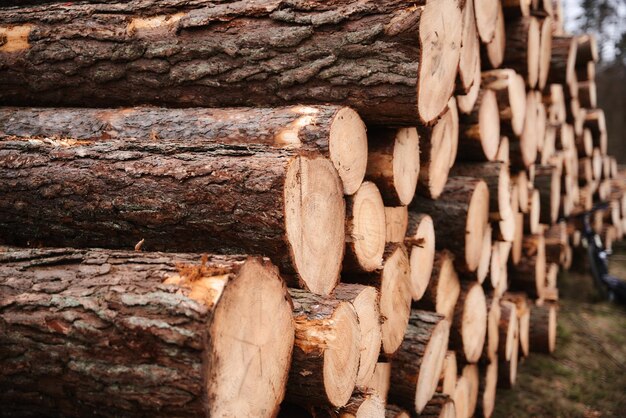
[405,213,436,301]
[0,0,462,126]
[0,141,346,297]
[513,90,540,168]
[287,289,361,408]
[529,301,557,354]
[366,128,420,206]
[503,17,541,88]
[346,244,411,356]
[414,250,461,322]
[482,296,502,362]
[332,284,382,388]
[457,89,501,162]
[498,301,519,362]
[0,248,294,418]
[0,105,367,195]
[449,282,488,363]
[482,69,527,138]
[343,182,387,273]
[389,311,450,414]
[411,177,490,274]
[417,99,459,199]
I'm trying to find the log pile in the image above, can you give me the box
[0,0,624,417]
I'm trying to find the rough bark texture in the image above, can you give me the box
[457,89,500,162]
[510,234,546,299]
[0,0,460,125]
[534,163,562,225]
[0,105,367,195]
[451,162,511,222]
[503,17,539,88]
[389,311,449,414]
[0,248,293,418]
[419,394,455,418]
[413,250,460,322]
[448,281,487,364]
[0,137,345,295]
[529,302,556,354]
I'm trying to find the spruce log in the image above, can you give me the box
[538,17,554,90]
[449,282,488,363]
[333,284,382,388]
[417,99,459,199]
[0,105,367,195]
[420,394,456,418]
[476,361,498,418]
[414,250,461,322]
[474,0,500,43]
[389,311,450,414]
[457,89,501,162]
[344,182,387,273]
[503,17,541,88]
[482,69,527,138]
[481,2,506,70]
[0,138,345,296]
[510,233,546,299]
[411,177,490,274]
[287,289,361,408]
[385,206,409,244]
[0,248,294,418]
[0,0,462,126]
[346,244,411,356]
[405,212,436,301]
[366,128,420,206]
[457,0,481,93]
[529,302,557,354]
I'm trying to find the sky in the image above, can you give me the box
[561,0,626,60]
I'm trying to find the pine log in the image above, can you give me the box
[457,58,483,115]
[503,17,541,88]
[473,224,493,284]
[389,311,450,414]
[457,89,501,162]
[474,0,500,43]
[0,0,462,126]
[482,69,527,138]
[332,284,382,388]
[0,248,294,418]
[287,289,361,408]
[547,36,577,91]
[420,394,456,418]
[538,17,554,90]
[449,282,488,363]
[366,362,391,402]
[576,34,599,64]
[457,0,481,93]
[0,139,347,295]
[502,0,532,18]
[438,351,458,396]
[529,302,557,354]
[346,244,411,356]
[482,2,506,70]
[476,360,498,418]
[534,163,562,224]
[510,233,547,299]
[417,99,459,199]
[344,182,387,273]
[405,213,436,301]
[486,242,502,290]
[0,105,367,195]
[366,128,420,206]
[414,250,461,322]
[385,206,410,244]
[462,364,480,417]
[412,177,490,274]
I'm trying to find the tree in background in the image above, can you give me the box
[576,0,626,162]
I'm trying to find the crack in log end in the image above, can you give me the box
[0,25,31,53]
[127,13,186,37]
[293,316,335,354]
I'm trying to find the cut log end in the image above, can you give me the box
[407,213,436,300]
[479,89,502,161]
[484,2,506,69]
[329,107,369,195]
[393,128,421,205]
[345,182,386,273]
[466,180,491,272]
[285,156,345,295]
[457,57,482,114]
[527,18,541,88]
[462,364,480,417]
[208,258,295,417]
[380,245,412,355]
[538,17,553,90]
[460,284,488,362]
[418,0,463,124]
[475,0,500,43]
[419,104,457,199]
[458,0,481,92]
[432,251,462,322]
[415,318,451,413]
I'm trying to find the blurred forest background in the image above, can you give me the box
[567,0,626,162]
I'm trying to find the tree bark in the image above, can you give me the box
[411,177,490,274]
[414,250,461,322]
[0,0,462,125]
[457,89,501,162]
[510,233,546,299]
[385,206,409,244]
[419,394,456,418]
[576,34,599,65]
[286,289,361,408]
[529,301,557,354]
[0,137,345,296]
[389,311,450,414]
[534,163,562,224]
[503,17,540,88]
[502,0,531,18]
[0,248,294,418]
[482,69,527,138]
[0,105,367,195]
[449,281,488,364]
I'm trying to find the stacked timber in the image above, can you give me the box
[0,0,624,417]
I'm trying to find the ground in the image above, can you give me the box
[493,243,626,417]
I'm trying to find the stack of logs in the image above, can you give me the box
[0,0,623,417]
